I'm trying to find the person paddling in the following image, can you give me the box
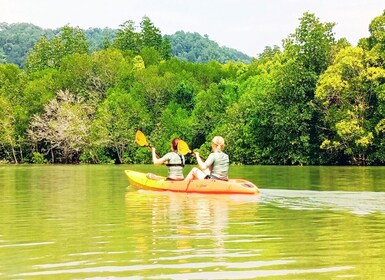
[149,138,185,181]
[184,136,229,181]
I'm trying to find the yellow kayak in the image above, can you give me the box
[125,170,259,195]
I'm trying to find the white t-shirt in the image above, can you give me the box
[160,152,185,179]
[205,152,229,180]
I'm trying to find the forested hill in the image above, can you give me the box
[165,31,251,63]
[0,22,251,67]
[0,23,116,67]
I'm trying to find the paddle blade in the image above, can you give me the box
[177,139,192,155]
[135,130,149,147]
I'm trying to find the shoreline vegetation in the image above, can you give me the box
[1,11,385,166]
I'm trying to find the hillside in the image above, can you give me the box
[165,31,252,64]
[0,22,251,67]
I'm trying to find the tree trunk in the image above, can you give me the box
[11,146,18,164]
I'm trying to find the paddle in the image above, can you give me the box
[135,130,159,158]
[178,139,208,178]
[177,139,193,156]
[178,139,209,162]
[135,130,151,148]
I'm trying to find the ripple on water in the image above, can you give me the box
[261,189,385,215]
[16,262,354,279]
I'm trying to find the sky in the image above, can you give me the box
[0,0,383,57]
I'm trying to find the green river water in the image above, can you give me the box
[1,164,385,279]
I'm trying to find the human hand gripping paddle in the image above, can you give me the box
[177,139,206,161]
[135,130,159,158]
[177,140,210,180]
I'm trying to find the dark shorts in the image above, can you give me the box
[165,177,184,181]
[204,175,228,181]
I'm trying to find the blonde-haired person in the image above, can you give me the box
[185,136,229,181]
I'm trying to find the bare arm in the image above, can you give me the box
[195,152,207,170]
[152,148,166,165]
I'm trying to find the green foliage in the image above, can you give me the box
[59,53,93,95]
[214,72,275,164]
[2,11,385,166]
[83,27,117,52]
[1,21,251,68]
[257,46,281,61]
[79,147,115,164]
[31,152,47,164]
[367,10,385,53]
[140,46,162,66]
[284,12,335,76]
[146,102,194,162]
[0,64,29,162]
[165,31,252,63]
[245,12,338,165]
[90,87,150,163]
[113,16,171,60]
[0,23,55,67]
[315,46,385,164]
[0,48,7,63]
[0,23,116,67]
[0,95,17,163]
[20,69,59,136]
[140,16,163,50]
[25,26,89,72]
[113,20,140,53]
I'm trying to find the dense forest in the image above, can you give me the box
[1,11,385,165]
[0,22,250,67]
[165,31,251,63]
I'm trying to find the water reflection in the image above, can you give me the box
[1,165,385,279]
[124,191,267,276]
[123,190,356,279]
[125,191,245,251]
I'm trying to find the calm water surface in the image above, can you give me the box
[1,164,385,279]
